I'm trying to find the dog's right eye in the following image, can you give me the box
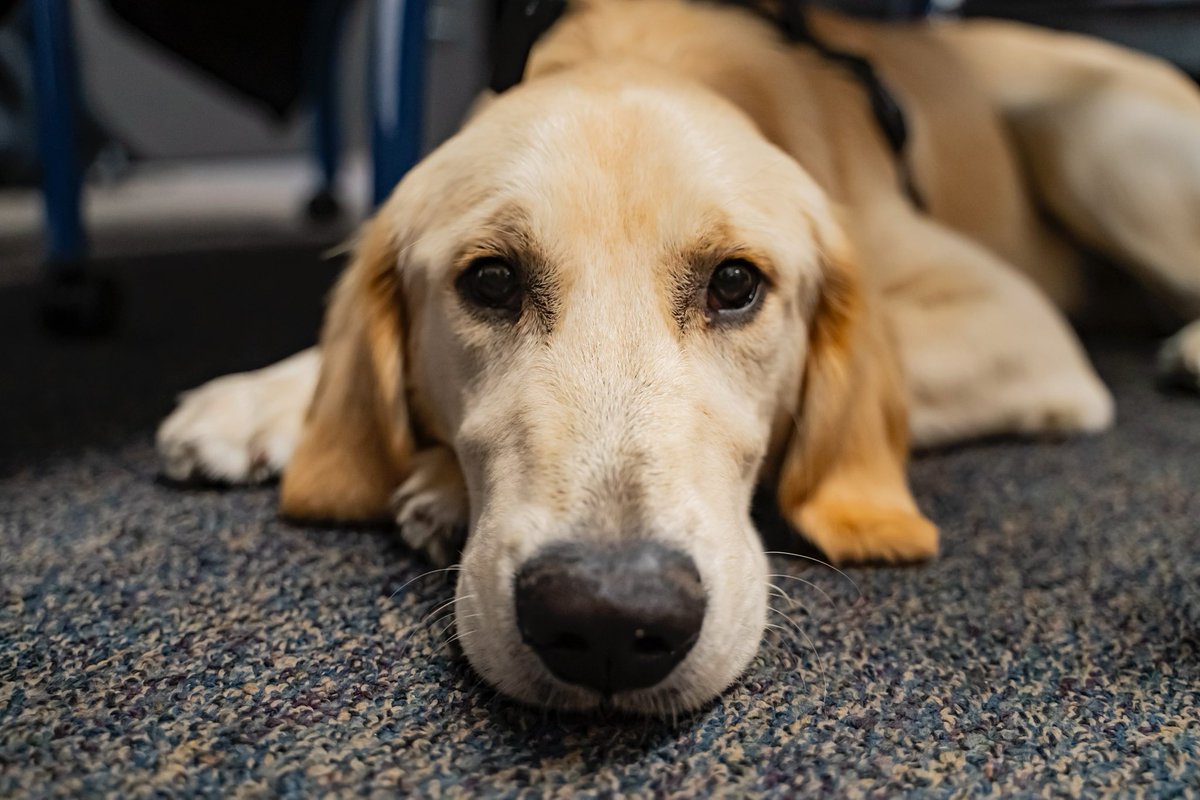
[459,258,522,313]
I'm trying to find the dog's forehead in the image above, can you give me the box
[396,73,829,299]
[498,87,776,234]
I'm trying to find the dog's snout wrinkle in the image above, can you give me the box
[514,540,706,695]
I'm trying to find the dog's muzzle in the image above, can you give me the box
[514,540,706,695]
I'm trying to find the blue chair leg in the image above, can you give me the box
[371,0,428,207]
[306,0,347,222]
[29,0,118,336]
[29,0,85,267]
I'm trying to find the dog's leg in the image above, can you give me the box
[390,447,469,566]
[1160,319,1200,392]
[158,347,470,562]
[944,22,1200,389]
[857,213,1114,448]
[1015,89,1200,390]
[157,348,321,483]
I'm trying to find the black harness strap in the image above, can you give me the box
[489,0,926,209]
[777,0,927,208]
[490,0,568,93]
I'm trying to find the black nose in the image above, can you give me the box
[514,540,706,694]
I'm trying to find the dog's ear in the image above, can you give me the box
[775,227,938,563]
[280,215,414,521]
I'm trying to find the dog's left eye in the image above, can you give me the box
[707,260,761,313]
[460,258,522,313]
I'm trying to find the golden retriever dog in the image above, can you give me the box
[157,0,1200,712]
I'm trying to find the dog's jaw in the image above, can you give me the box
[452,515,769,716]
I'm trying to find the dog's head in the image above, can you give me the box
[279,61,933,712]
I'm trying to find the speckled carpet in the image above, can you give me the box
[2,248,1198,797]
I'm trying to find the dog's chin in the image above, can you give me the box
[460,644,758,717]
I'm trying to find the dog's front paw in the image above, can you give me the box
[156,351,318,484]
[1158,319,1200,392]
[158,379,291,484]
[796,500,939,565]
[392,447,469,566]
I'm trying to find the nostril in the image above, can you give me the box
[514,540,707,694]
[631,631,674,656]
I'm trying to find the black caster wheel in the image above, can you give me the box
[305,187,342,224]
[41,268,120,338]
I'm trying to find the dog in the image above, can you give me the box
[157,0,1200,713]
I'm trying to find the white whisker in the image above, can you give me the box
[767,583,792,606]
[768,572,836,609]
[763,551,863,598]
[762,622,805,690]
[769,606,828,704]
[396,594,474,658]
[768,581,814,618]
[387,565,462,601]
[433,628,478,659]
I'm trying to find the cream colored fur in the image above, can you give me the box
[157,0,1200,713]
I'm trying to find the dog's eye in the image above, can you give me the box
[707,260,761,313]
[460,258,522,312]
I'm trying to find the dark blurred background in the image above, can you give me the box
[0,0,490,287]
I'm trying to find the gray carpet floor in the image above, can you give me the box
[2,248,1198,797]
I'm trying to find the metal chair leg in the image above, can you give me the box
[371,0,428,207]
[29,0,85,266]
[29,0,118,336]
[306,0,348,223]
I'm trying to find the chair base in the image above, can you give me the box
[41,266,120,338]
[305,187,343,224]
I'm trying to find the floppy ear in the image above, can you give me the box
[279,215,415,521]
[776,231,938,563]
